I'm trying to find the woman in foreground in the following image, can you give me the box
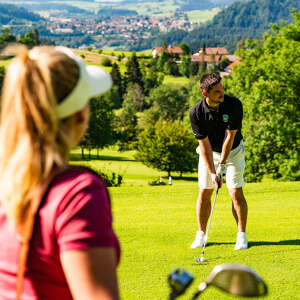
[0,46,120,299]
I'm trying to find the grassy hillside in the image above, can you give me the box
[134,0,300,52]
[0,3,43,24]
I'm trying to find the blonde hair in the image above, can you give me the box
[0,46,79,224]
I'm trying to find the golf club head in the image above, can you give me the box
[201,263,268,297]
[168,269,194,297]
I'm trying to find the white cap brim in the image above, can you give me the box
[55,47,112,119]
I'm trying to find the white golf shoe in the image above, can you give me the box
[234,232,248,250]
[190,230,206,248]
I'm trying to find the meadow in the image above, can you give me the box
[71,147,300,299]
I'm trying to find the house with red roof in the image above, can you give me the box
[191,54,223,63]
[198,47,229,55]
[152,46,184,58]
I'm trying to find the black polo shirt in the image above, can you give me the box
[189,94,243,153]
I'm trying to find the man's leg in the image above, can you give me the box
[197,188,213,232]
[191,188,213,248]
[228,187,248,249]
[228,187,247,232]
[226,141,248,249]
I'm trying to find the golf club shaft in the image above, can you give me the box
[201,187,219,257]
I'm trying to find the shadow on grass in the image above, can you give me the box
[70,153,134,162]
[205,239,300,248]
[206,242,235,247]
[165,176,198,182]
[248,239,300,247]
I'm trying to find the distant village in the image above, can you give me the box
[44,12,200,49]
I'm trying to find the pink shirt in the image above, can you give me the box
[0,168,120,299]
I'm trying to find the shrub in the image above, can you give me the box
[101,57,112,66]
[94,168,123,187]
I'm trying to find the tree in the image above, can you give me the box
[179,55,191,77]
[143,65,164,96]
[123,83,145,112]
[190,61,199,76]
[218,57,231,71]
[80,95,115,159]
[136,120,197,177]
[223,11,300,181]
[110,62,123,103]
[0,28,16,48]
[125,52,144,91]
[114,84,144,150]
[104,86,122,109]
[157,50,171,71]
[179,42,191,55]
[145,84,188,122]
[18,31,38,47]
[101,57,112,66]
[163,59,179,76]
[33,27,40,45]
[115,103,138,151]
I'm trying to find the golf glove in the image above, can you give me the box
[216,163,226,180]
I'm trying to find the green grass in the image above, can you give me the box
[163,75,191,86]
[0,58,12,68]
[71,147,300,299]
[187,8,221,23]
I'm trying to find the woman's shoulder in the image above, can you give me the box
[53,165,105,189]
[45,166,109,209]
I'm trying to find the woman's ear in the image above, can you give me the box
[202,90,208,97]
[73,106,89,124]
[74,110,86,124]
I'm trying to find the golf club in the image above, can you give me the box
[168,264,268,299]
[191,263,268,299]
[195,183,220,263]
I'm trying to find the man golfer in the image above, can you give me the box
[189,73,248,250]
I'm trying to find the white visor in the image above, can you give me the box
[55,47,112,119]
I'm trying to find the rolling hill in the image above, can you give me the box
[131,0,300,52]
[0,3,43,25]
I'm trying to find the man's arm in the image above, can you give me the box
[220,129,237,164]
[198,137,219,188]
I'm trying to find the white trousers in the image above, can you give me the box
[197,140,245,189]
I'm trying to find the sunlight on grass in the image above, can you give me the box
[187,8,221,23]
[70,147,300,299]
[163,75,190,86]
[0,59,12,68]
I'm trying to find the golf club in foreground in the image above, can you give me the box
[195,185,220,263]
[168,263,268,299]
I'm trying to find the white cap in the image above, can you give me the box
[55,47,112,119]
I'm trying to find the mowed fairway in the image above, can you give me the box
[71,148,300,299]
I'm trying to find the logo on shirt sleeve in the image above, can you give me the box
[222,114,229,122]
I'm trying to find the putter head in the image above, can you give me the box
[202,263,268,297]
[168,269,194,297]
